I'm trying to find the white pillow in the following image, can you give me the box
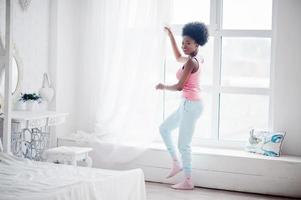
[245,129,286,157]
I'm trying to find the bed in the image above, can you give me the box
[0,152,146,200]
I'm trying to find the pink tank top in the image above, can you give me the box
[176,56,202,101]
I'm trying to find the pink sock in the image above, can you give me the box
[171,177,194,190]
[166,160,182,178]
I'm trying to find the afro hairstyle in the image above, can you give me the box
[182,22,209,46]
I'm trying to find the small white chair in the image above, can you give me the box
[45,146,93,167]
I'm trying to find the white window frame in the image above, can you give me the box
[160,0,277,149]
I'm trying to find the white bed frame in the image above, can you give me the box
[0,0,13,154]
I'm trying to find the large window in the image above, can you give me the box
[163,0,273,147]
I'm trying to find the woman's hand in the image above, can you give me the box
[155,83,165,90]
[164,26,172,37]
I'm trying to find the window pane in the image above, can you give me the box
[221,37,271,88]
[172,0,210,24]
[219,94,269,141]
[201,37,213,85]
[222,0,272,30]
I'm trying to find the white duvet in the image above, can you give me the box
[0,153,146,200]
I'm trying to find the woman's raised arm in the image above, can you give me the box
[164,26,189,63]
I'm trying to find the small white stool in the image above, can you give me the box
[45,146,93,167]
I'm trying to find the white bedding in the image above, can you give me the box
[0,153,146,200]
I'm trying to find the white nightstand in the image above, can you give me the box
[45,146,93,167]
[0,111,68,161]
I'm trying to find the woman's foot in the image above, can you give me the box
[171,177,194,190]
[166,160,182,178]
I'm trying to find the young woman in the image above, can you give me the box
[155,22,208,190]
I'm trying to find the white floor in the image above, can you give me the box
[145,182,294,200]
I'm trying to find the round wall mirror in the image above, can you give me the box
[0,47,23,102]
[0,57,18,94]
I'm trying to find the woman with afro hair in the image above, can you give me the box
[156,22,208,190]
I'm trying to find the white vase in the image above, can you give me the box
[14,101,26,111]
[26,100,39,111]
[39,100,48,111]
[39,73,54,102]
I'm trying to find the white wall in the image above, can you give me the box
[0,0,50,92]
[272,0,301,156]
[0,0,79,143]
[48,0,81,138]
[0,0,76,145]
[52,0,98,134]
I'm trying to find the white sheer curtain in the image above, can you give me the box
[78,0,172,164]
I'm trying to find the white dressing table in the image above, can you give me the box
[0,111,68,161]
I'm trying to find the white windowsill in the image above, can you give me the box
[149,142,301,163]
[58,135,301,164]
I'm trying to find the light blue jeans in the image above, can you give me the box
[159,98,203,177]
